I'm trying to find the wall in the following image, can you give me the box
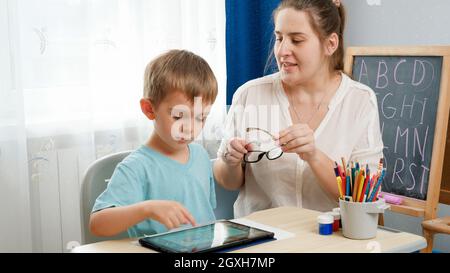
[344,0,450,253]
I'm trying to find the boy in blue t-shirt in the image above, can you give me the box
[90,50,218,238]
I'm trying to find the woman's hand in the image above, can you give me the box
[144,200,196,230]
[222,137,248,166]
[277,123,318,162]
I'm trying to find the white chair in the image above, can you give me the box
[80,152,239,244]
[80,150,132,244]
[211,159,239,220]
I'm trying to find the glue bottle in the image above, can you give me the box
[317,214,334,235]
[327,211,341,232]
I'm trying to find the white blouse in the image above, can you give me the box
[218,72,384,217]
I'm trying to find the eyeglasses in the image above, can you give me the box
[244,127,283,163]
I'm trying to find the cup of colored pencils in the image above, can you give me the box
[334,158,385,203]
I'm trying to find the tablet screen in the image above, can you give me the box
[138,220,274,253]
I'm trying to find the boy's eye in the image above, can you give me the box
[172,111,184,120]
[195,116,207,122]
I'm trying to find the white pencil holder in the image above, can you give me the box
[339,198,390,240]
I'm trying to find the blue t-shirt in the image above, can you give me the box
[92,143,216,237]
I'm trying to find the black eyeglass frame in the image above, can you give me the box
[244,127,283,163]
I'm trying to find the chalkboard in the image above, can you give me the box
[352,56,442,200]
[344,46,450,220]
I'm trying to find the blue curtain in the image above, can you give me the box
[225,0,281,105]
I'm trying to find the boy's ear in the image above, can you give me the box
[140,98,156,120]
[324,32,339,56]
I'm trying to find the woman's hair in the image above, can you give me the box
[143,49,218,106]
[268,0,346,73]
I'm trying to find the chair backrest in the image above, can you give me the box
[80,150,132,244]
[211,159,239,220]
[214,183,239,220]
[80,153,239,244]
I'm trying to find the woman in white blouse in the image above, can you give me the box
[214,0,384,217]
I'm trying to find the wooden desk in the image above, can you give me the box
[72,206,426,253]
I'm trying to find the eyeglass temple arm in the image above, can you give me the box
[245,127,278,141]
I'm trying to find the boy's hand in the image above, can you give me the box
[144,200,196,230]
[222,137,248,166]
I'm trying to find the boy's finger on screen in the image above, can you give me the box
[181,208,197,226]
[176,210,189,225]
[164,218,174,230]
[170,213,181,228]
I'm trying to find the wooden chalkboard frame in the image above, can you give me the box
[344,46,450,221]
[440,116,450,205]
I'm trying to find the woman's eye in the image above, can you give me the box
[292,40,303,44]
[173,116,182,120]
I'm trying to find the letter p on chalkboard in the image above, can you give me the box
[344,46,450,222]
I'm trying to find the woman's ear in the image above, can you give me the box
[325,33,339,56]
[140,98,156,120]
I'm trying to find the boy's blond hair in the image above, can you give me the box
[143,49,218,106]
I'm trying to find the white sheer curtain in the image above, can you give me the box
[0,0,226,252]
